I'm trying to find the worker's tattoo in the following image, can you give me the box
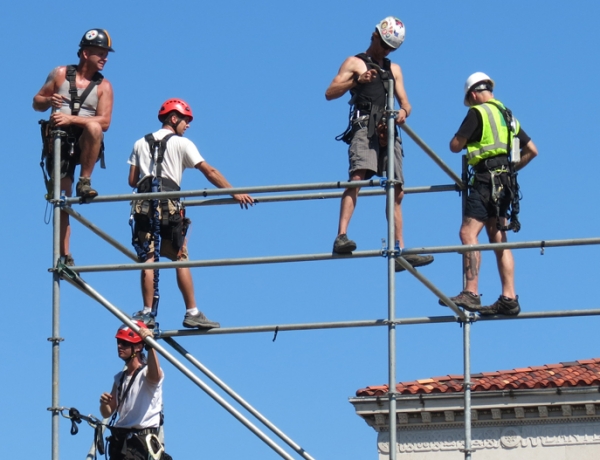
[45,67,58,85]
[465,252,478,281]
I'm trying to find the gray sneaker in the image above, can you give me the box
[478,295,521,316]
[76,177,98,199]
[183,311,220,329]
[439,290,481,311]
[395,254,434,272]
[333,234,357,254]
[132,311,156,329]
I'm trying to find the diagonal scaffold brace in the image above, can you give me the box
[54,263,316,460]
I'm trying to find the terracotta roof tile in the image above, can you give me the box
[356,358,600,396]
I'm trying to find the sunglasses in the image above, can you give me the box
[117,339,133,347]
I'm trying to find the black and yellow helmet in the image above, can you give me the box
[79,28,114,52]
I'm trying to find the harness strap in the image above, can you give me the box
[109,365,146,427]
[66,65,104,116]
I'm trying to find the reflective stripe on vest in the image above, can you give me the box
[466,100,518,166]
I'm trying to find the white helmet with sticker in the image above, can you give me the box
[376,16,405,49]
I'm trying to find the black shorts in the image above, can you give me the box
[44,126,104,182]
[465,181,511,222]
[44,127,83,182]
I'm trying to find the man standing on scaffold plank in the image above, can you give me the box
[325,16,434,272]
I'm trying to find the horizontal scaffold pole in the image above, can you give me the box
[184,184,458,207]
[65,237,600,274]
[58,267,306,460]
[157,308,600,338]
[64,179,385,205]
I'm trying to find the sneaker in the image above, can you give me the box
[132,311,156,329]
[478,295,521,316]
[333,234,357,254]
[183,311,220,329]
[61,254,75,266]
[395,254,434,272]
[76,177,98,199]
[438,290,481,311]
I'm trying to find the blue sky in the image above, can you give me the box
[2,1,600,458]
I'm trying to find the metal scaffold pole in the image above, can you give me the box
[386,76,398,460]
[463,316,473,460]
[50,120,63,460]
[461,156,473,460]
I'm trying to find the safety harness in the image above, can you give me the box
[336,53,395,145]
[38,65,106,198]
[130,134,190,318]
[470,101,522,232]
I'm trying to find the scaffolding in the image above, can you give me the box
[47,108,600,460]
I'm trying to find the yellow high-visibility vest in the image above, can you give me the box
[466,99,520,166]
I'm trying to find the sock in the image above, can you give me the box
[186,307,199,316]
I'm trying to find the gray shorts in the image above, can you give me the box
[348,127,404,184]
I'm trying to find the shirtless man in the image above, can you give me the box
[325,17,433,271]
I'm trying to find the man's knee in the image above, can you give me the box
[81,121,103,140]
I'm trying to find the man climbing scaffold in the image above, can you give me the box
[325,16,434,272]
[100,321,170,460]
[128,99,254,329]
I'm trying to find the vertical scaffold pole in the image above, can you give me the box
[51,116,63,460]
[386,76,398,460]
[463,317,473,460]
[461,155,473,460]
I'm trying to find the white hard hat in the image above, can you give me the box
[464,72,494,106]
[376,16,405,49]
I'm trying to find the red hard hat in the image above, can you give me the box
[158,99,193,122]
[115,320,147,344]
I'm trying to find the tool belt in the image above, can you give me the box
[132,178,191,257]
[472,155,509,174]
[107,427,172,460]
[470,154,521,232]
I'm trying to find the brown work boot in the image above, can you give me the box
[439,290,481,310]
[395,254,434,272]
[478,295,521,316]
[76,177,98,199]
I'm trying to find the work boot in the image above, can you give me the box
[76,177,98,199]
[395,254,434,272]
[61,253,75,266]
[132,310,156,329]
[333,234,357,254]
[478,295,521,316]
[439,290,481,311]
[183,311,220,329]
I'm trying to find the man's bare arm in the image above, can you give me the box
[450,135,467,153]
[325,57,372,101]
[196,161,254,208]
[391,63,411,123]
[33,67,63,112]
[514,139,538,171]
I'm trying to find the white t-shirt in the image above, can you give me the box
[128,129,204,187]
[113,367,164,429]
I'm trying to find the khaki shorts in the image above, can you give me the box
[133,199,190,262]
